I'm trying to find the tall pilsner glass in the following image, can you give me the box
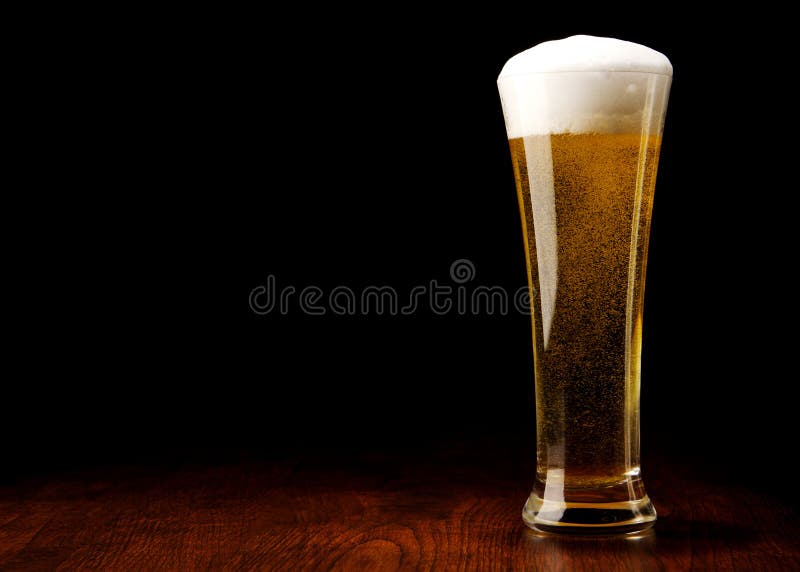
[497,36,672,533]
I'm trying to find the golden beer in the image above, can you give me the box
[512,132,659,486]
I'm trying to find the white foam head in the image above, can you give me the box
[497,35,672,137]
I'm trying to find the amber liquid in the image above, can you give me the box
[510,133,660,498]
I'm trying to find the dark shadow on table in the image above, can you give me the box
[651,515,757,547]
[515,515,758,570]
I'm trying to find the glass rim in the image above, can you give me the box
[497,69,673,80]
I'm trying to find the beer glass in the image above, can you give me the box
[497,36,671,533]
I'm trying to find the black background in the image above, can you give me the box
[10,9,790,495]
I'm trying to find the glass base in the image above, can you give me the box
[522,492,656,535]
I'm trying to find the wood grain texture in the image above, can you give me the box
[1,446,797,571]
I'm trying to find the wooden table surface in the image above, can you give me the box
[1,443,797,571]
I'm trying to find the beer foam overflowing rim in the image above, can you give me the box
[498,35,672,137]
